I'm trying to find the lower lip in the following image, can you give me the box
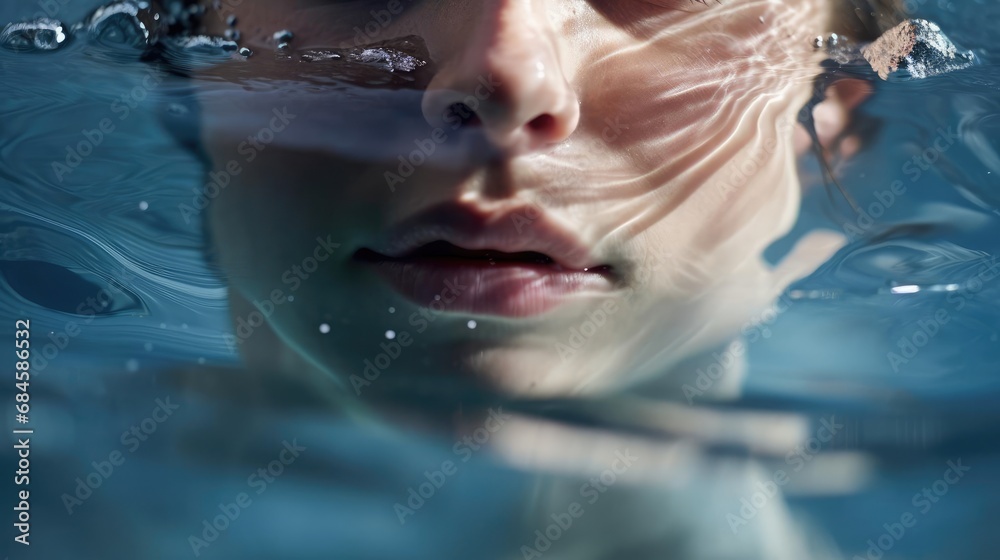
[355,255,614,317]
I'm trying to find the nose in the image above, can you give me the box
[421,1,580,156]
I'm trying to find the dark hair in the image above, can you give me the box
[833,0,908,41]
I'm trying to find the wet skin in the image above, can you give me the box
[194,0,851,399]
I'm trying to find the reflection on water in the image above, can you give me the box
[2,0,1000,558]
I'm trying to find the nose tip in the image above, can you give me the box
[421,38,580,155]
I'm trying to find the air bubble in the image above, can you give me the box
[385,330,396,340]
[239,46,252,57]
[0,19,68,52]
[85,2,159,49]
[467,320,477,329]
[319,323,331,334]
[139,201,149,211]
[126,359,139,372]
[273,29,293,43]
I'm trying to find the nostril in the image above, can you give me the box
[444,102,481,127]
[527,114,557,135]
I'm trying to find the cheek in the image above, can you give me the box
[580,25,809,159]
[557,18,819,296]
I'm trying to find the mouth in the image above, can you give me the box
[352,205,617,317]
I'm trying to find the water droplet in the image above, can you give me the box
[813,35,823,49]
[273,29,293,43]
[347,46,426,72]
[467,320,477,329]
[224,28,240,41]
[86,2,158,49]
[319,323,331,334]
[226,14,237,27]
[385,330,396,340]
[126,359,139,372]
[239,46,252,57]
[139,201,149,211]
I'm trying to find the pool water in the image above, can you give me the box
[3,0,1000,558]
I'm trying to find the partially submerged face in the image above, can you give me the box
[196,0,850,399]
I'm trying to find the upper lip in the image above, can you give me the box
[361,201,604,271]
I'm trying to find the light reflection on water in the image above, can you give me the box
[2,0,1000,558]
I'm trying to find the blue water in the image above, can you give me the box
[3,0,1000,559]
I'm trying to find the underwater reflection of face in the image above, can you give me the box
[197,0,846,398]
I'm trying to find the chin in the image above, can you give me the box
[452,345,615,398]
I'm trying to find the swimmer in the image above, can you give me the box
[188,0,903,407]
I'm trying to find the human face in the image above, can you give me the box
[197,0,841,399]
